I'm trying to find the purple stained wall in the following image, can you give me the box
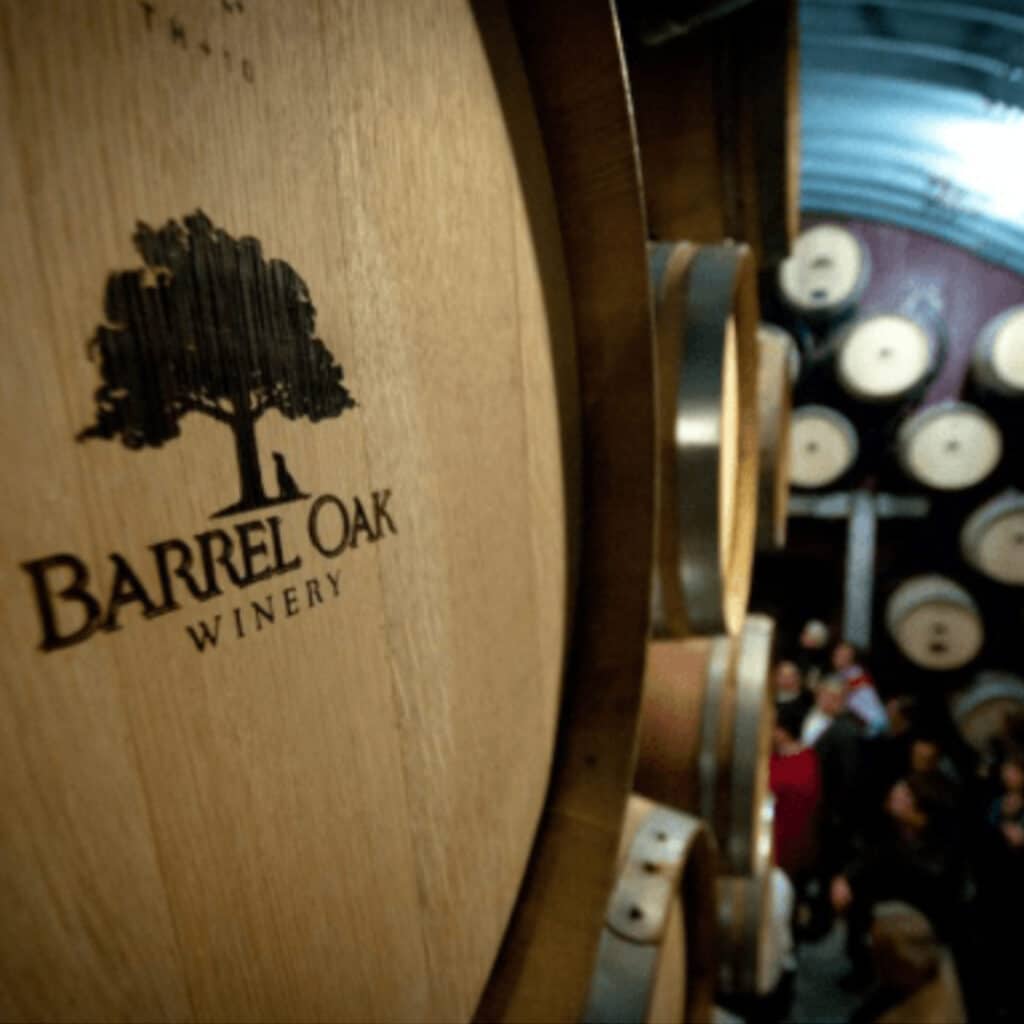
[808,216,1024,404]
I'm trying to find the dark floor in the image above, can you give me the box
[787,921,866,1023]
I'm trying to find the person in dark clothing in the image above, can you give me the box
[973,750,1024,1018]
[773,659,813,739]
[797,618,830,690]
[831,773,964,987]
[813,677,866,876]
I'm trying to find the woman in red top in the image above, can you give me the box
[770,717,823,882]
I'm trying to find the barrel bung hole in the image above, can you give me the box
[811,288,829,301]
[642,861,658,874]
[929,642,949,655]
[806,441,820,455]
[629,905,644,921]
[945,439,961,454]
[655,830,669,842]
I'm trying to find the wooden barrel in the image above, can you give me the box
[961,490,1024,586]
[788,405,859,489]
[885,576,985,671]
[951,671,1024,754]
[777,223,870,321]
[898,401,1003,491]
[971,305,1024,397]
[716,796,776,996]
[0,4,654,1022]
[833,313,937,403]
[636,616,776,877]
[759,323,802,385]
[757,329,794,551]
[650,243,760,638]
[583,796,717,1024]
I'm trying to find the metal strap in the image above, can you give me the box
[583,808,706,1024]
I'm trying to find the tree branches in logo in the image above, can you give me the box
[79,211,355,516]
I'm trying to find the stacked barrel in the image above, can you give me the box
[0,2,801,1023]
[771,216,1024,754]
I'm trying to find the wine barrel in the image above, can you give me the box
[789,405,859,489]
[885,576,985,671]
[650,243,760,637]
[777,223,870,321]
[716,797,776,996]
[972,305,1024,397]
[961,491,1024,586]
[757,328,794,550]
[898,401,1003,492]
[0,4,654,1022]
[951,671,1024,754]
[583,796,717,1024]
[636,616,776,877]
[833,313,937,403]
[759,323,802,385]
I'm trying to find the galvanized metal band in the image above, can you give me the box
[727,616,775,876]
[885,574,979,632]
[951,671,1024,727]
[676,246,735,634]
[717,799,774,997]
[698,635,734,829]
[583,807,708,1024]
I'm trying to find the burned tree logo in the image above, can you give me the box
[78,211,355,516]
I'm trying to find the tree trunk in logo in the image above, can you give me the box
[226,406,269,516]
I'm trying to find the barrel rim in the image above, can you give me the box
[474,3,659,1019]
[756,331,793,550]
[788,403,859,489]
[776,220,871,319]
[896,398,1002,492]
[678,244,759,636]
[884,573,984,670]
[972,303,1024,396]
[960,488,1024,584]
[951,670,1024,726]
[833,311,937,403]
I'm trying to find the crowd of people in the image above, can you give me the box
[767,620,1024,1023]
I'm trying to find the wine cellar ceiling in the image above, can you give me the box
[802,0,1024,274]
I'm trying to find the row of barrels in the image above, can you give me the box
[587,237,791,1016]
[0,3,794,1023]
[777,222,1024,403]
[789,399,1015,493]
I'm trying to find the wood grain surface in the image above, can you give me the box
[474,0,656,1019]
[0,2,652,1021]
[626,0,799,269]
[756,331,793,550]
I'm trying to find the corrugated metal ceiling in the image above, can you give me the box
[802,0,1024,272]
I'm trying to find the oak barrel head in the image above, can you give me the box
[1,3,653,1021]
